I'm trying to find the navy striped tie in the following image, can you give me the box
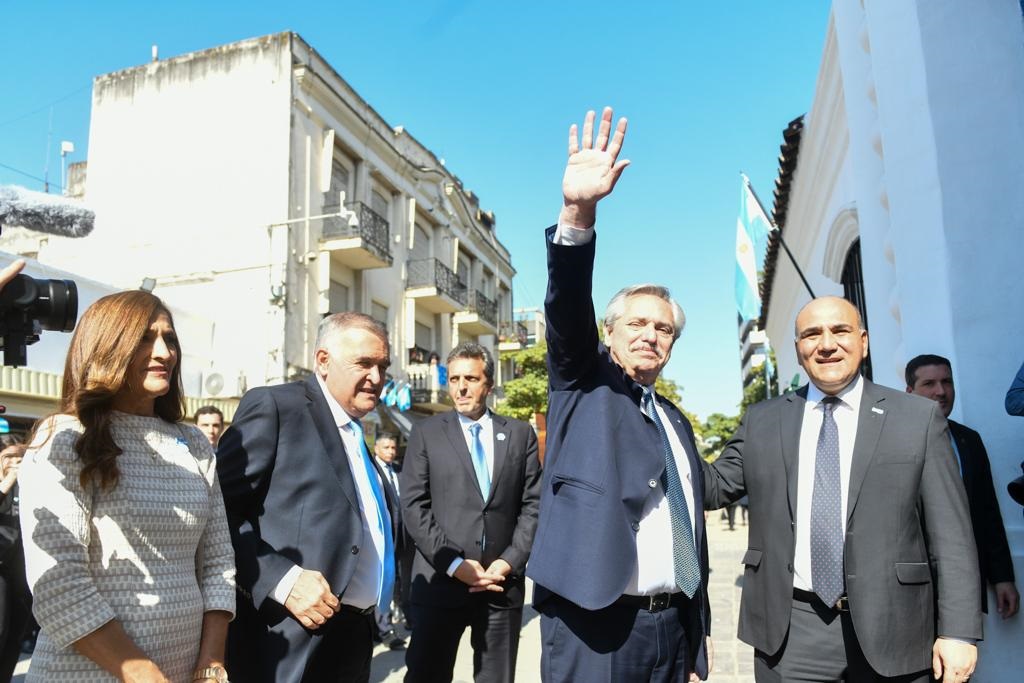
[641,388,701,598]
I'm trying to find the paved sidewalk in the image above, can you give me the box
[370,514,754,682]
[12,516,753,682]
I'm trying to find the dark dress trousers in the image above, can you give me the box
[949,419,1016,613]
[400,410,541,682]
[703,384,983,678]
[217,375,398,683]
[525,227,711,680]
[0,484,31,682]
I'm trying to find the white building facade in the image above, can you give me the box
[760,1,1024,675]
[2,33,516,427]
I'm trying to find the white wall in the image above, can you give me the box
[766,1,1024,673]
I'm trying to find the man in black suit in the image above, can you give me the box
[905,354,1019,619]
[704,298,982,682]
[401,342,541,683]
[526,107,711,682]
[217,312,397,683]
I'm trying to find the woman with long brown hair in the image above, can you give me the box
[18,291,235,682]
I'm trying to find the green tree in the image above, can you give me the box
[497,342,548,421]
[740,347,779,414]
[700,412,740,460]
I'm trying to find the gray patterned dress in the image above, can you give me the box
[19,412,236,682]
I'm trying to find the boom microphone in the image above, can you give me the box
[0,184,95,238]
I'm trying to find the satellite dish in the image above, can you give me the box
[204,372,225,397]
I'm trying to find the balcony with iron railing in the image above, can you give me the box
[454,289,499,336]
[406,258,467,313]
[498,320,530,351]
[319,200,393,269]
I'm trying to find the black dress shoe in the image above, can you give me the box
[385,632,407,650]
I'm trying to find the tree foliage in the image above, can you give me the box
[700,412,741,459]
[497,342,549,421]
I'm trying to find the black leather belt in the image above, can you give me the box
[613,592,687,613]
[793,588,849,612]
[338,603,375,616]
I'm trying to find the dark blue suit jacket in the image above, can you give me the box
[526,227,710,677]
[217,375,398,682]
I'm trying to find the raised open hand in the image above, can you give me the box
[560,107,630,228]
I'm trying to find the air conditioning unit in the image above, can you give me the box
[200,368,245,398]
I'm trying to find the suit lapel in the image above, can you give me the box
[846,380,886,523]
[949,421,971,486]
[443,413,486,502]
[303,376,360,515]
[781,388,807,522]
[488,413,510,507]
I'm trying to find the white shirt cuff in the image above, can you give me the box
[553,220,595,245]
[446,557,464,577]
[271,565,303,604]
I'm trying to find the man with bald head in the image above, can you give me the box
[703,296,982,682]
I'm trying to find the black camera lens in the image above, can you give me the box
[0,274,78,332]
[0,273,78,366]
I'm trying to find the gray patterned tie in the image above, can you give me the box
[641,388,701,598]
[810,396,844,607]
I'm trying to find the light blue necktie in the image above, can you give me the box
[349,419,395,616]
[468,422,491,500]
[810,396,844,607]
[641,388,701,597]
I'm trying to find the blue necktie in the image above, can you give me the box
[641,388,701,598]
[349,419,395,616]
[810,396,844,607]
[468,423,491,500]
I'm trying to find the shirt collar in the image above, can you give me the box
[806,373,864,411]
[457,410,492,431]
[315,373,356,429]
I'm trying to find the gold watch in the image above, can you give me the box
[193,666,228,683]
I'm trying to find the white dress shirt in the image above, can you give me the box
[445,411,495,576]
[793,375,863,592]
[271,376,388,610]
[377,457,400,495]
[555,220,698,596]
[626,391,698,596]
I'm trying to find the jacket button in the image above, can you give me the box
[351,545,359,555]
[787,563,793,573]
[648,479,657,488]
[631,521,640,532]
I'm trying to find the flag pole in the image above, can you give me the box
[743,175,816,300]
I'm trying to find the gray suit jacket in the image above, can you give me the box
[703,380,982,677]
[400,410,542,609]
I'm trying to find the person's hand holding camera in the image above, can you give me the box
[0,259,26,292]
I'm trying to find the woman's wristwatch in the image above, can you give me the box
[193,666,229,682]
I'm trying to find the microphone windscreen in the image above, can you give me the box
[0,185,95,238]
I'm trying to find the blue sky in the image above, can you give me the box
[0,0,831,419]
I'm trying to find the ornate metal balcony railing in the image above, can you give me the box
[321,201,392,265]
[465,290,498,327]
[498,321,529,346]
[406,258,468,306]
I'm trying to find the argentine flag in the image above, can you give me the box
[735,176,772,321]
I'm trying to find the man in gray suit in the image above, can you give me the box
[703,297,981,682]
[400,342,542,682]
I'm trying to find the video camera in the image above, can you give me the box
[0,184,94,367]
[0,275,77,366]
